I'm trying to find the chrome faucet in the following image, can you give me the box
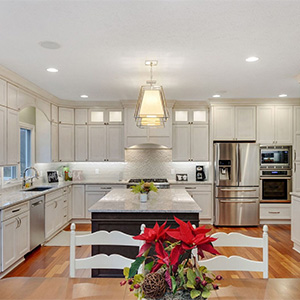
[22,167,39,189]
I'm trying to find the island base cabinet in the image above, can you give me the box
[292,195,300,253]
[1,211,29,272]
[188,191,212,223]
[72,185,85,219]
[91,212,199,277]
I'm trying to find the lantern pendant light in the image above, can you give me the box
[134,60,169,128]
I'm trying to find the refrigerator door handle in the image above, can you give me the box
[219,199,258,203]
[237,143,241,184]
[220,188,257,192]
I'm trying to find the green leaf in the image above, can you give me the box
[186,281,195,289]
[198,265,208,273]
[171,276,177,294]
[123,267,129,279]
[187,269,196,285]
[128,256,146,278]
[190,289,201,299]
[144,261,154,272]
[202,291,211,298]
[134,274,144,283]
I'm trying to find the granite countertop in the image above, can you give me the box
[291,192,300,197]
[0,182,72,210]
[168,180,212,185]
[88,188,202,213]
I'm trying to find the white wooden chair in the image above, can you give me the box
[70,223,145,277]
[192,225,269,278]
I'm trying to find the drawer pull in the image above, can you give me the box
[63,215,67,218]
[220,189,256,192]
[185,187,196,189]
[268,211,280,214]
[12,208,21,213]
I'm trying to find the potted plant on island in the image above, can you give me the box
[120,217,222,300]
[131,180,158,202]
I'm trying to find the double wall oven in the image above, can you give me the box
[260,146,292,203]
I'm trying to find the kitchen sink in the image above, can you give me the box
[23,186,53,192]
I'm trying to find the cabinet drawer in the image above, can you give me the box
[2,202,29,221]
[46,189,63,202]
[260,204,291,219]
[170,184,212,192]
[62,195,68,208]
[86,185,113,192]
[63,207,68,223]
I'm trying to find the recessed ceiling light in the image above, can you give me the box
[39,41,61,50]
[279,94,287,97]
[213,94,221,98]
[46,68,58,73]
[246,56,259,62]
[80,95,88,98]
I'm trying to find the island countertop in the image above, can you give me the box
[89,188,202,213]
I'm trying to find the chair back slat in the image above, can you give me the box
[70,223,145,278]
[211,232,263,247]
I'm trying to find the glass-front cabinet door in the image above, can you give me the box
[173,109,208,124]
[88,109,123,125]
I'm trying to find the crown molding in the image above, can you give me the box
[209,98,300,106]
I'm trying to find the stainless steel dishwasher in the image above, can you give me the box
[30,196,45,251]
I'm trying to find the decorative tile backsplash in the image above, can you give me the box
[34,149,211,183]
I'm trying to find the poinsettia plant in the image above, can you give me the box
[120,217,222,300]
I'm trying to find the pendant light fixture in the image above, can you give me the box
[134,60,169,128]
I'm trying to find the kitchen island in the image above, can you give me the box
[89,188,201,277]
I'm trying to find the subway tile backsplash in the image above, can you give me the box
[34,149,211,183]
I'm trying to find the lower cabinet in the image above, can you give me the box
[72,185,85,219]
[291,195,300,253]
[1,203,30,272]
[260,203,291,224]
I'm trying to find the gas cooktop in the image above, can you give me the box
[128,178,168,183]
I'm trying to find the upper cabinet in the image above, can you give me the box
[75,109,88,125]
[7,109,19,165]
[88,109,123,125]
[59,107,74,124]
[257,106,293,145]
[213,106,256,141]
[7,84,18,110]
[0,79,7,106]
[51,104,58,123]
[173,109,208,124]
[124,107,172,148]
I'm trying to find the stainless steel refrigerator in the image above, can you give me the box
[214,143,260,226]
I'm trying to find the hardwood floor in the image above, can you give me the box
[5,224,300,279]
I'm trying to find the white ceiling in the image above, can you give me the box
[0,0,300,101]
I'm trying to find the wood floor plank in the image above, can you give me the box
[4,224,300,279]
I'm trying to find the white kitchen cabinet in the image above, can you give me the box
[257,106,293,145]
[88,109,105,124]
[59,107,74,124]
[292,195,300,253]
[294,107,300,192]
[260,203,291,224]
[173,109,208,124]
[85,191,106,218]
[88,125,106,161]
[88,109,123,125]
[7,83,18,110]
[106,125,124,161]
[75,109,88,125]
[0,79,6,106]
[7,108,19,165]
[1,203,30,272]
[294,162,300,192]
[72,185,85,219]
[0,106,6,165]
[58,124,74,162]
[213,106,256,141]
[45,199,57,239]
[173,124,209,161]
[75,125,88,161]
[51,122,59,162]
[51,104,58,123]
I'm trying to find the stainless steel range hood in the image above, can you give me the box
[125,143,171,149]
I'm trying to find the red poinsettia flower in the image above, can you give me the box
[167,216,220,258]
[133,221,170,257]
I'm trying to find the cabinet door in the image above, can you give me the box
[0,78,6,106]
[88,125,106,161]
[257,106,275,144]
[54,198,64,232]
[75,125,88,161]
[275,106,293,144]
[213,106,235,140]
[106,125,124,162]
[51,123,59,162]
[51,104,58,123]
[72,185,85,218]
[124,108,148,147]
[7,84,18,110]
[45,200,56,239]
[75,109,88,125]
[189,191,212,220]
[16,211,30,257]
[58,124,74,162]
[294,162,300,192]
[235,107,256,140]
[191,125,209,161]
[59,107,74,124]
[173,110,189,124]
[88,109,105,124]
[172,125,190,161]
[292,196,300,245]
[0,106,6,165]
[2,217,17,271]
[192,109,208,124]
[107,110,123,124]
[7,108,19,165]
[85,191,106,218]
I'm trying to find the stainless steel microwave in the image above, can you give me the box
[260,146,292,169]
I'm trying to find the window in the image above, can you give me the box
[3,166,17,181]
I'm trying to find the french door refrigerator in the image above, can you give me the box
[214,143,260,226]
